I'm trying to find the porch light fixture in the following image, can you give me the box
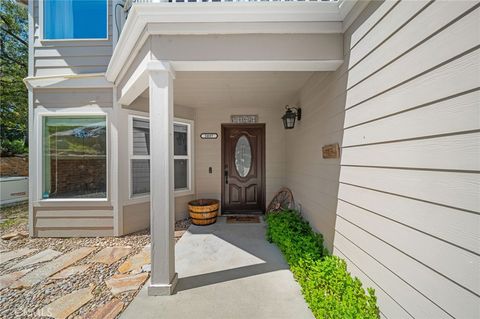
[282,105,302,129]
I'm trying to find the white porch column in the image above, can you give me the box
[148,61,177,296]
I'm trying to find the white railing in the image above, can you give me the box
[134,0,337,3]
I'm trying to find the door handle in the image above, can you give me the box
[224,169,229,184]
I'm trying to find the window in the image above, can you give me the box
[130,117,150,196]
[129,116,193,198]
[43,0,107,40]
[174,123,189,191]
[42,116,107,199]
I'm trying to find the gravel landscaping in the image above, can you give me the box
[0,203,191,318]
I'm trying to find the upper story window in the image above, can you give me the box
[43,0,107,40]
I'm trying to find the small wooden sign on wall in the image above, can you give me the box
[322,143,340,159]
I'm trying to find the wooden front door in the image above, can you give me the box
[221,124,265,213]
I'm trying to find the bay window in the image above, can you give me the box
[43,0,107,40]
[42,116,107,199]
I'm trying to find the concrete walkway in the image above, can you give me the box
[121,216,314,319]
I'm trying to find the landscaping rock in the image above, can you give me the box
[11,247,95,288]
[1,231,28,241]
[37,286,94,319]
[10,249,62,270]
[89,247,132,266]
[84,298,124,319]
[0,248,36,264]
[117,246,150,274]
[50,264,90,280]
[175,230,186,238]
[0,269,31,289]
[105,273,149,295]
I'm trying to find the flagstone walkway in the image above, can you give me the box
[0,218,190,318]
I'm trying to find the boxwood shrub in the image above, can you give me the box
[266,210,379,319]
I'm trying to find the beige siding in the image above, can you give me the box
[34,88,113,108]
[32,0,113,76]
[33,207,114,237]
[332,1,480,319]
[31,87,114,237]
[284,70,345,251]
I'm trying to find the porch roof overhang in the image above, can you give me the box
[106,1,364,85]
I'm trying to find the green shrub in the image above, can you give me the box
[266,211,379,319]
[1,139,27,156]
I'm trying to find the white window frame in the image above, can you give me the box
[173,117,195,197]
[128,114,150,199]
[39,0,109,42]
[35,107,110,203]
[128,116,195,200]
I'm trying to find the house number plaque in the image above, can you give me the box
[231,115,258,124]
[322,143,340,159]
[200,133,218,139]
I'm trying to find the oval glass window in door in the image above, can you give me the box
[235,135,252,177]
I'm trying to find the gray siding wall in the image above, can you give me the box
[334,1,479,318]
[32,88,114,236]
[34,207,114,237]
[32,0,113,76]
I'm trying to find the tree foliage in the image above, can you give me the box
[0,0,28,155]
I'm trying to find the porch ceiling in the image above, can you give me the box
[141,71,324,109]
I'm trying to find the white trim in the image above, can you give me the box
[27,0,35,237]
[128,114,151,199]
[170,60,344,72]
[126,116,195,199]
[107,2,355,82]
[39,0,109,42]
[34,108,110,204]
[173,118,195,197]
[24,73,112,89]
[342,0,369,32]
[145,21,343,35]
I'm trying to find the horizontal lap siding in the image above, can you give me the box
[33,1,113,76]
[335,1,480,319]
[33,207,114,237]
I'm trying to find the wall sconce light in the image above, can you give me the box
[282,105,302,129]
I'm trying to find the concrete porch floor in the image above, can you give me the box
[121,216,314,319]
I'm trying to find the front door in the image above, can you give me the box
[221,124,265,213]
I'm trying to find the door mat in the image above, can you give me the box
[226,216,261,224]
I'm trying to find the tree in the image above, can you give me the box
[0,0,28,155]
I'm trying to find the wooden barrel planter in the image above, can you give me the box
[188,199,219,226]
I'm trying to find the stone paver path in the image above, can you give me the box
[85,299,124,319]
[11,247,95,288]
[0,268,31,289]
[37,286,94,319]
[0,248,37,264]
[90,246,132,266]
[50,264,90,280]
[106,273,149,295]
[9,249,62,270]
[118,245,150,274]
